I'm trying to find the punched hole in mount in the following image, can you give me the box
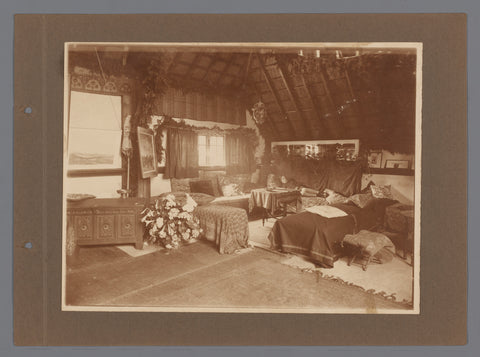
[24,107,32,114]
[24,242,32,249]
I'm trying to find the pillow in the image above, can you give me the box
[170,178,191,193]
[361,180,376,194]
[370,184,394,200]
[243,182,259,193]
[300,187,319,197]
[218,175,248,194]
[157,191,188,206]
[348,192,374,208]
[221,183,241,197]
[324,188,348,205]
[188,192,216,206]
[266,174,281,190]
[189,179,215,196]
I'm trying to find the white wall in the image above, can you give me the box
[66,176,123,198]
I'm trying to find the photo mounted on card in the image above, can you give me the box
[62,41,422,314]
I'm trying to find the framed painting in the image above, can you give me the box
[385,159,410,169]
[368,150,383,168]
[137,127,158,178]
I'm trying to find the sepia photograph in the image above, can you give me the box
[62,42,421,314]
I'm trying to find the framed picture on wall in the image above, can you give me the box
[137,127,158,178]
[385,159,410,169]
[368,150,383,168]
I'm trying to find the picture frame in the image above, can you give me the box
[368,150,383,168]
[137,127,158,178]
[384,159,410,169]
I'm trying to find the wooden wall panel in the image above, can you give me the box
[152,88,246,125]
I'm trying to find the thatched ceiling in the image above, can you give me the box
[68,44,417,153]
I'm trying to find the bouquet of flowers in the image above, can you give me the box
[141,193,202,249]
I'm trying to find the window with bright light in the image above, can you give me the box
[198,134,225,167]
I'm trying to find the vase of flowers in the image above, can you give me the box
[140,193,202,249]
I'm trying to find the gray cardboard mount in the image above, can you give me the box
[13,14,467,346]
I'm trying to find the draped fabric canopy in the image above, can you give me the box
[164,128,199,179]
[225,134,256,175]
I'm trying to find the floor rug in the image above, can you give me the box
[249,218,413,305]
[281,254,413,305]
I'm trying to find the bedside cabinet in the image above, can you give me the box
[67,198,147,253]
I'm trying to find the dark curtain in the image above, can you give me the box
[225,134,255,175]
[164,128,199,179]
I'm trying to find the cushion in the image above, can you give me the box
[188,192,216,206]
[348,192,374,208]
[157,191,188,206]
[221,183,242,197]
[243,182,260,193]
[189,179,215,196]
[218,174,250,194]
[300,187,319,197]
[361,180,376,194]
[170,178,191,193]
[324,189,348,205]
[266,174,281,190]
[370,184,394,200]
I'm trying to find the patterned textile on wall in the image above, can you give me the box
[194,205,249,254]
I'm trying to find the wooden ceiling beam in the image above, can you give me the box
[200,55,219,82]
[241,52,253,89]
[275,60,314,138]
[256,54,297,138]
[317,67,346,138]
[214,53,236,87]
[184,53,199,77]
[298,73,329,137]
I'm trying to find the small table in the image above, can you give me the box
[249,188,301,226]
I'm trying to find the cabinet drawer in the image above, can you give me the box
[96,214,115,240]
[116,213,137,239]
[74,215,94,240]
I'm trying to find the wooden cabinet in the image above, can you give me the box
[67,198,146,250]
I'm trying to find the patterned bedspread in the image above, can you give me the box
[194,205,249,254]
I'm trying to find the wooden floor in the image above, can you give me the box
[65,240,409,311]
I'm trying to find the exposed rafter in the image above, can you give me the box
[184,53,199,78]
[200,55,218,82]
[298,73,327,137]
[214,53,236,87]
[275,60,314,138]
[256,54,297,138]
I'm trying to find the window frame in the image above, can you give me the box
[197,133,226,169]
[67,90,126,178]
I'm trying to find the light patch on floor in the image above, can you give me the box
[116,243,163,257]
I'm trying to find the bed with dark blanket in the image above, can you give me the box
[268,198,396,268]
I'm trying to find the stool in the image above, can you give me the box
[342,230,396,271]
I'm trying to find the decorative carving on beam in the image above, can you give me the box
[249,82,282,139]
[275,60,314,138]
[256,54,297,138]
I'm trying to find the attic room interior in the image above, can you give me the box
[63,42,419,313]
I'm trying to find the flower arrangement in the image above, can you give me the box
[140,193,202,249]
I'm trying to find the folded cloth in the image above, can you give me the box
[300,187,319,197]
[305,205,348,218]
[343,230,396,261]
